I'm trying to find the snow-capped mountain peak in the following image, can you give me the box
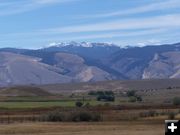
[47,41,119,48]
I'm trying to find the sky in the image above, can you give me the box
[0,0,180,48]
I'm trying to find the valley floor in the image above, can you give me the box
[0,120,164,135]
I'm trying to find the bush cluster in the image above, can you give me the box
[126,90,136,97]
[71,112,101,122]
[139,110,177,119]
[88,91,114,96]
[139,110,158,118]
[168,112,176,120]
[97,95,115,102]
[39,110,102,122]
[40,111,65,122]
[89,90,115,102]
[126,90,142,102]
[75,101,84,107]
[173,97,180,106]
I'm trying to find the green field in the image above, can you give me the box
[0,101,75,109]
[0,100,118,109]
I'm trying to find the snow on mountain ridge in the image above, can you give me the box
[47,41,120,48]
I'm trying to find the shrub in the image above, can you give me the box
[97,95,115,102]
[97,91,104,96]
[92,113,102,121]
[75,101,83,107]
[148,110,157,117]
[127,90,142,102]
[167,86,172,89]
[126,90,136,97]
[139,110,158,118]
[70,111,101,122]
[88,91,96,95]
[39,110,102,122]
[136,95,143,102]
[71,112,92,122]
[139,112,148,118]
[104,103,110,107]
[106,95,115,101]
[173,97,180,106]
[129,96,137,102]
[84,102,90,108]
[40,111,65,122]
[89,91,114,96]
[104,91,114,96]
[168,112,176,120]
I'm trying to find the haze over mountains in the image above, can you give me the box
[0,42,180,86]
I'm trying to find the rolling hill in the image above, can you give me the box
[0,86,51,97]
[39,78,180,93]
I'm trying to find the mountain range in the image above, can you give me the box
[0,42,180,86]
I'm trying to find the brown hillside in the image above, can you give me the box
[0,86,52,97]
[39,79,180,93]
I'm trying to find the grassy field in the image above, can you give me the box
[0,121,164,135]
[0,79,180,109]
[0,100,112,109]
[0,96,121,109]
[0,101,76,108]
[0,79,179,135]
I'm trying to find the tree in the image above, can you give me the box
[104,91,114,96]
[129,96,137,102]
[136,95,143,102]
[97,95,115,102]
[126,90,136,97]
[88,91,96,95]
[173,97,180,106]
[75,101,83,107]
[97,91,104,96]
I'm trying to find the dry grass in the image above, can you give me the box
[0,121,164,135]
[39,79,180,93]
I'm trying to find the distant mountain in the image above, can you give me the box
[143,51,180,79]
[0,51,115,86]
[42,42,120,59]
[0,42,180,86]
[0,52,72,86]
[108,43,180,79]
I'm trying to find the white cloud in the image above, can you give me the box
[0,2,15,7]
[79,0,180,18]
[35,0,60,4]
[43,14,180,33]
[54,29,167,40]
[34,0,77,4]
[1,13,179,42]
[0,0,78,16]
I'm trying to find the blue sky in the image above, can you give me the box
[0,0,180,48]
